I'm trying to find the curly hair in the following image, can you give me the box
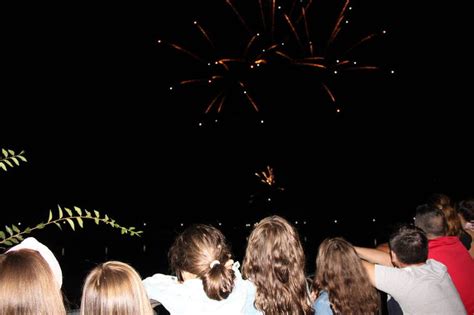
[313,238,379,314]
[168,224,235,301]
[242,215,313,315]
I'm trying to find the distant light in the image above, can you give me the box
[349,6,352,10]
[336,59,340,63]
[250,65,254,69]
[246,223,251,227]
[336,108,341,113]
[143,222,147,227]
[309,41,312,44]
[18,222,22,226]
[382,30,387,34]
[218,222,222,226]
[413,217,416,221]
[169,86,173,90]
[277,5,282,9]
[256,63,260,67]
[243,90,247,94]
[198,122,203,127]
[334,219,338,223]
[334,70,338,74]
[295,221,298,225]
[303,221,307,225]
[267,198,271,202]
[214,119,218,123]
[345,20,349,24]
[256,33,260,36]
[390,70,395,74]
[262,49,266,52]
[180,223,184,226]
[372,218,376,222]
[353,61,357,65]
[207,62,211,66]
[281,42,285,46]
[157,39,162,44]
[193,21,197,25]
[260,120,264,124]
[208,79,212,83]
[215,61,218,64]
[143,244,146,252]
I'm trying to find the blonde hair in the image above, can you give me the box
[80,261,153,315]
[168,224,236,300]
[314,238,379,314]
[242,215,313,315]
[0,249,66,315]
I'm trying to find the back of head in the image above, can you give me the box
[242,215,312,315]
[0,249,66,315]
[168,224,236,301]
[427,193,452,210]
[314,238,379,314]
[458,198,474,222]
[389,225,428,265]
[80,261,153,315]
[415,204,447,238]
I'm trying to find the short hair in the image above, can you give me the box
[458,198,474,221]
[242,215,313,315]
[80,261,154,315]
[168,224,236,301]
[414,204,447,237]
[0,249,66,315]
[389,225,428,264]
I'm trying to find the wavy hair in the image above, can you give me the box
[0,249,66,315]
[168,224,235,301]
[313,238,379,314]
[80,261,154,315]
[242,215,313,315]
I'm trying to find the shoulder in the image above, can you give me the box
[313,291,333,315]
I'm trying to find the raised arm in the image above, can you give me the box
[354,246,393,267]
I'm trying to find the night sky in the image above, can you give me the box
[1,0,472,305]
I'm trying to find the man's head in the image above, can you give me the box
[414,204,447,239]
[389,225,428,267]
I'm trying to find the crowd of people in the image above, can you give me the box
[1,194,473,315]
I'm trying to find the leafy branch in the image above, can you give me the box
[0,205,143,246]
[0,148,27,172]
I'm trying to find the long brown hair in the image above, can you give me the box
[168,224,236,301]
[428,193,464,237]
[0,249,66,315]
[80,261,154,315]
[242,215,313,315]
[313,238,379,315]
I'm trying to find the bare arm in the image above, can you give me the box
[376,242,390,254]
[354,246,393,266]
[361,260,376,286]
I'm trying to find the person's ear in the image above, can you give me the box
[224,259,234,269]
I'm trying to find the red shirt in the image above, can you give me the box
[429,236,474,314]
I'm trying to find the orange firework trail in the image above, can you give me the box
[194,21,215,48]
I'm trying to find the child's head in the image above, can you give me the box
[168,224,236,301]
[80,261,154,315]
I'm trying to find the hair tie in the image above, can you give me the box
[210,260,220,268]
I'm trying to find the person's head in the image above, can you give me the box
[457,198,474,223]
[313,237,379,314]
[80,261,153,315]
[389,225,428,267]
[168,224,235,301]
[242,215,312,315]
[427,193,452,210]
[0,247,66,315]
[414,203,447,238]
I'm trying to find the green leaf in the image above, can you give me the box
[5,226,13,236]
[94,218,99,225]
[16,234,24,241]
[130,227,136,231]
[74,206,82,216]
[76,217,84,228]
[94,210,100,218]
[11,157,20,166]
[24,227,32,234]
[4,159,13,167]
[10,238,19,244]
[0,162,6,171]
[48,210,53,223]
[54,222,63,230]
[58,205,63,219]
[121,228,126,235]
[65,207,73,217]
[2,148,8,157]
[36,223,45,230]
[0,231,5,239]
[66,218,75,231]
[12,225,20,233]
[86,210,92,218]
[8,149,15,155]
[18,155,27,162]
[3,240,12,246]
[104,214,109,222]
